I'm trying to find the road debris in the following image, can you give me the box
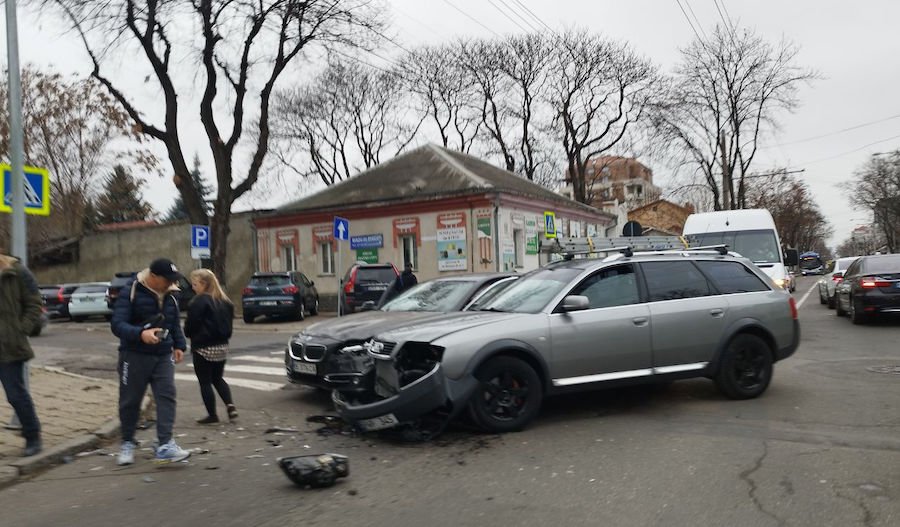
[278,453,349,489]
[264,427,299,434]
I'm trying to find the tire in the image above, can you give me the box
[818,288,827,305]
[849,297,867,325]
[467,356,543,433]
[243,313,255,324]
[296,302,305,321]
[714,334,773,400]
[827,293,836,309]
[309,298,319,316]
[835,295,846,316]
[72,316,86,323]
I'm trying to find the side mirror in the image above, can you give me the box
[561,295,590,312]
[784,248,799,267]
[309,281,315,287]
[359,300,376,312]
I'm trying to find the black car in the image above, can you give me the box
[340,263,399,314]
[53,284,82,320]
[285,273,518,392]
[242,272,319,323]
[39,284,65,318]
[106,272,137,309]
[835,254,900,324]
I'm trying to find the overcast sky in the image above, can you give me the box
[4,0,900,248]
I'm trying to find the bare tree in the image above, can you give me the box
[658,25,815,210]
[0,67,151,246]
[401,44,481,153]
[272,58,422,186]
[41,0,381,284]
[746,174,833,252]
[548,30,662,205]
[850,151,900,253]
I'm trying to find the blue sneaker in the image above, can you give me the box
[117,441,136,466]
[154,440,191,464]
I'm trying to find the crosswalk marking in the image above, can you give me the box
[185,363,285,377]
[231,355,284,364]
[174,373,284,392]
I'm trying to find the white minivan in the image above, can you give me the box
[683,209,799,291]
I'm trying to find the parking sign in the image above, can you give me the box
[191,225,211,259]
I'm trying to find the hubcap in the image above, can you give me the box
[733,348,765,389]
[481,372,529,421]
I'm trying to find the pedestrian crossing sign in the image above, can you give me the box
[544,211,557,239]
[0,164,50,216]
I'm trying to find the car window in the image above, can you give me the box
[696,261,769,294]
[356,267,397,284]
[465,277,518,310]
[688,230,780,264]
[250,275,290,286]
[863,256,900,275]
[298,273,312,287]
[641,261,712,301]
[835,257,858,272]
[479,267,583,313]
[382,280,478,312]
[843,260,862,278]
[569,265,640,309]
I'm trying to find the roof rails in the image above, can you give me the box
[541,235,731,260]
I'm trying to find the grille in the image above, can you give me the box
[289,341,303,360]
[303,344,327,362]
[379,341,396,354]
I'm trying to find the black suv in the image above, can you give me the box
[341,263,399,314]
[107,272,137,309]
[242,272,319,323]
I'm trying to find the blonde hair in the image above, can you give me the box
[189,269,233,305]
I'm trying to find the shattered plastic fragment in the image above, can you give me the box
[278,453,349,489]
[265,427,299,434]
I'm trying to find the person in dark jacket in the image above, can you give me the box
[184,269,236,424]
[110,258,190,465]
[377,262,419,308]
[0,254,43,457]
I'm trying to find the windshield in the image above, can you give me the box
[381,280,477,312]
[689,230,781,264]
[479,267,582,314]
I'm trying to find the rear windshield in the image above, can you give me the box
[382,280,477,312]
[356,267,397,284]
[250,275,290,286]
[40,287,59,295]
[864,256,900,275]
[75,285,108,294]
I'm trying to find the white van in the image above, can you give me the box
[683,209,798,291]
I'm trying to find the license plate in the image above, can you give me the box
[260,301,277,306]
[357,413,399,432]
[293,361,316,375]
[368,286,387,291]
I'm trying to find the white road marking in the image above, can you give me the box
[174,373,285,392]
[270,350,282,356]
[231,355,284,364]
[796,281,818,309]
[185,364,286,377]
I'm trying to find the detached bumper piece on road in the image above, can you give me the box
[278,454,349,488]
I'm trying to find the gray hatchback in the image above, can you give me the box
[333,250,800,434]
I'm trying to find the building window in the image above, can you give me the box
[319,242,334,275]
[513,228,525,268]
[282,245,296,271]
[401,235,418,270]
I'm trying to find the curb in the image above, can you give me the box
[0,377,152,490]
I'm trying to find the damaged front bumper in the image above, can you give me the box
[285,340,374,394]
[332,362,448,432]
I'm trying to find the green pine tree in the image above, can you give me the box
[94,165,154,224]
[165,154,213,222]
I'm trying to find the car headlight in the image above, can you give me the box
[773,278,787,289]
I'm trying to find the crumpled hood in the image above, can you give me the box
[374,311,527,344]
[301,311,453,342]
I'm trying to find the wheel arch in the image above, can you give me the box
[463,339,551,394]
[708,320,777,375]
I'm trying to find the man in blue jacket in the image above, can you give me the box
[111,258,190,465]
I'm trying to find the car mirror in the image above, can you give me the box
[561,295,590,312]
[309,281,315,287]
[359,300,377,311]
[784,248,799,267]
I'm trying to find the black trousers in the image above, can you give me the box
[0,360,41,441]
[118,350,178,445]
[192,352,233,417]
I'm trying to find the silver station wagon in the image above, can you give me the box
[333,249,800,434]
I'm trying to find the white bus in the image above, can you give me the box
[683,209,799,291]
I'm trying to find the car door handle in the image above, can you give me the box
[632,317,649,327]
[709,308,725,318]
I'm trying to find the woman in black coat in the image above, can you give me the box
[184,269,236,424]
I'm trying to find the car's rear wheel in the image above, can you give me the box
[243,313,255,324]
[468,356,542,433]
[849,296,867,325]
[714,334,773,400]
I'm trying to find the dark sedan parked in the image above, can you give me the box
[41,283,81,319]
[835,254,900,324]
[242,272,319,323]
[285,273,518,392]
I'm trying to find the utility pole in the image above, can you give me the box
[6,0,28,266]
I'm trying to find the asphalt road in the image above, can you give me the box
[2,276,899,527]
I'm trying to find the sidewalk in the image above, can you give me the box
[0,366,120,488]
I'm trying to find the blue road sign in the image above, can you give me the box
[191,225,211,259]
[0,164,50,216]
[334,217,350,241]
[350,234,383,250]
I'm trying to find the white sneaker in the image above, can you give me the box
[117,441,136,466]
[154,439,191,464]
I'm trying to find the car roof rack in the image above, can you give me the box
[541,235,731,260]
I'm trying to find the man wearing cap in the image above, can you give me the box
[110,258,190,465]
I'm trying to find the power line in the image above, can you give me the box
[791,132,900,168]
[718,0,737,32]
[674,0,704,42]
[760,112,900,149]
[683,0,708,39]
[712,0,738,40]
[509,0,557,35]
[440,0,502,38]
[495,0,542,32]
[486,0,531,33]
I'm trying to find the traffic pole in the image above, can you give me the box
[6,0,28,266]
[337,236,342,318]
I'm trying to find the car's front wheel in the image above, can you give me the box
[295,302,305,321]
[714,334,773,399]
[468,356,542,433]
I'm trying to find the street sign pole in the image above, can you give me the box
[337,239,342,318]
[333,217,349,318]
[6,0,27,266]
